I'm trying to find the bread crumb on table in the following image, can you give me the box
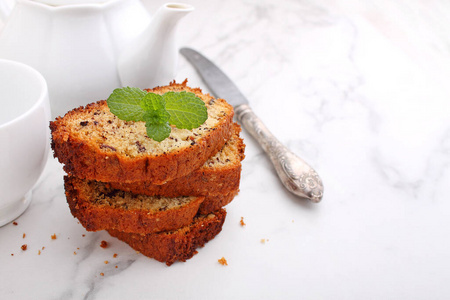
[240,217,246,226]
[13,221,18,226]
[51,234,57,240]
[100,273,104,276]
[22,233,26,239]
[21,244,27,251]
[100,240,108,248]
[260,239,269,244]
[218,257,228,266]
[113,253,118,258]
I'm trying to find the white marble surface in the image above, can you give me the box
[1,0,450,299]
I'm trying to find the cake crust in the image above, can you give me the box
[198,191,237,215]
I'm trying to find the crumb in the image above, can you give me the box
[74,251,77,255]
[42,246,45,250]
[51,234,57,240]
[240,217,246,226]
[260,238,269,244]
[104,260,109,264]
[13,221,18,226]
[113,253,118,258]
[115,266,118,269]
[11,253,14,256]
[100,273,104,276]
[218,257,228,266]
[21,244,27,251]
[100,240,108,248]
[38,250,41,255]
[77,247,80,250]
[82,234,86,237]
[22,233,26,238]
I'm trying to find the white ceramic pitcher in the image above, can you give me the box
[0,0,193,117]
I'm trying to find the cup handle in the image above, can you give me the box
[0,0,14,22]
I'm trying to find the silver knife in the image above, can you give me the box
[180,48,324,202]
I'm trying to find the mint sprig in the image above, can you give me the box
[107,87,207,142]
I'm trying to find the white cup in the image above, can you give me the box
[0,59,51,226]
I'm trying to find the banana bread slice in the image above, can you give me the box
[107,209,227,266]
[64,176,206,234]
[108,123,245,197]
[51,81,234,184]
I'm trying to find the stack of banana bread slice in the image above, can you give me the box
[50,81,245,266]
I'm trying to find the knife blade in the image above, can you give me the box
[180,47,324,202]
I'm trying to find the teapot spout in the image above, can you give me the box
[118,3,193,89]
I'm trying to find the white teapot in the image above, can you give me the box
[0,0,193,117]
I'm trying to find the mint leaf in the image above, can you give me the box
[163,91,208,130]
[143,109,170,125]
[140,92,165,111]
[141,93,170,124]
[107,87,147,121]
[145,122,171,142]
[140,93,171,141]
[106,87,208,142]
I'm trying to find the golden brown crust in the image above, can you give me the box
[107,209,227,266]
[198,191,238,215]
[50,81,234,184]
[108,123,245,197]
[64,176,205,234]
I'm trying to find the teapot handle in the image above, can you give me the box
[0,0,14,22]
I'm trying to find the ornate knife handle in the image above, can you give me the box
[235,104,323,202]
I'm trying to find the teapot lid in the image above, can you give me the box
[32,0,107,6]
